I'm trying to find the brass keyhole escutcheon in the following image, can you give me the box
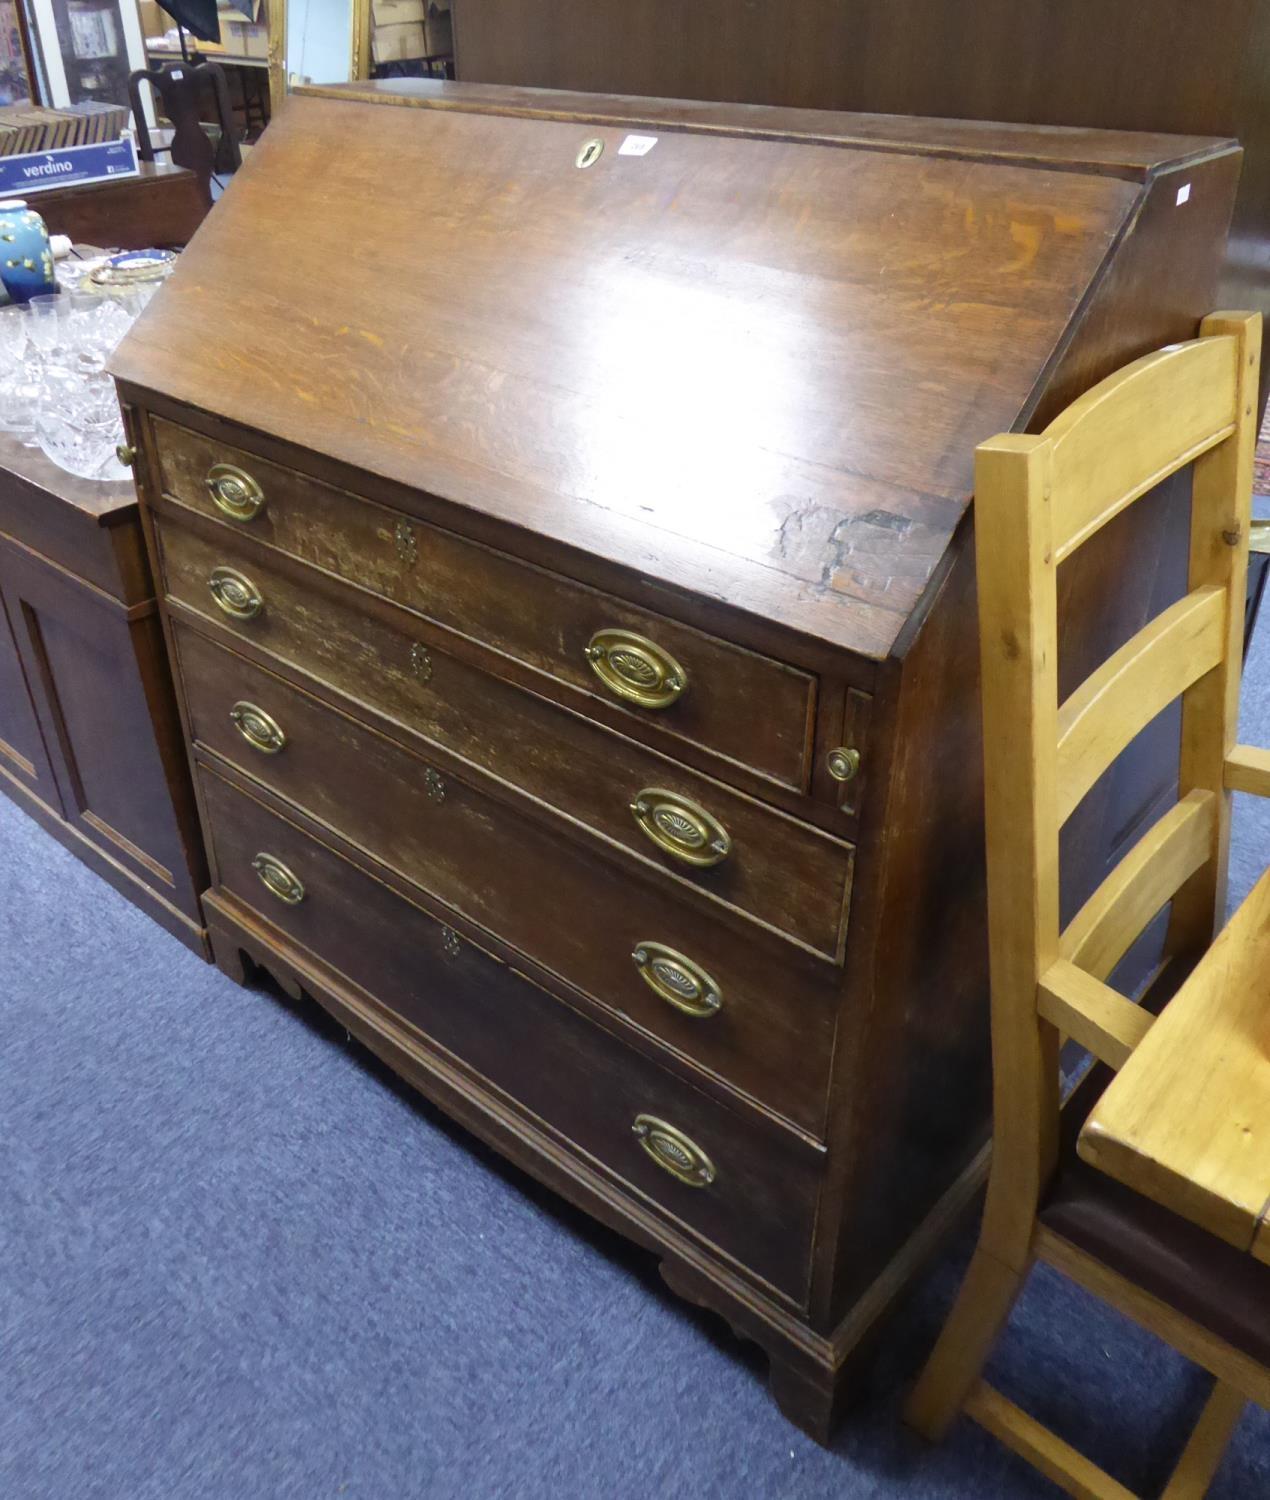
[576,137,604,169]
[826,746,861,783]
[230,700,286,754]
[394,519,418,565]
[252,852,305,905]
[585,629,687,710]
[631,943,722,1018]
[208,566,263,621]
[410,643,433,683]
[630,788,731,868]
[206,463,266,522]
[631,1115,716,1188]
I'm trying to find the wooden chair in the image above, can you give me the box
[128,59,242,203]
[904,310,1270,1499]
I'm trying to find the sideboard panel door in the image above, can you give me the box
[0,539,201,923]
[0,578,64,815]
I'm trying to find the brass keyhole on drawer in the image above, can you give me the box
[826,746,861,783]
[631,943,722,1018]
[206,463,266,522]
[208,566,263,621]
[631,1115,716,1188]
[252,851,305,905]
[440,925,461,957]
[230,700,286,754]
[584,629,686,710]
[425,768,446,803]
[629,788,731,868]
[394,519,418,565]
[410,643,433,682]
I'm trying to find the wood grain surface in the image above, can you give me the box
[110,89,1195,660]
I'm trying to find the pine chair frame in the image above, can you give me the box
[905,311,1270,1500]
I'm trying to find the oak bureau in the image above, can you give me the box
[110,80,1243,1438]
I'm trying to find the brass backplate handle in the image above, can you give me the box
[631,1115,716,1187]
[631,942,722,1017]
[206,462,266,522]
[252,852,304,904]
[584,629,687,709]
[230,700,286,754]
[629,788,731,868]
[208,566,263,621]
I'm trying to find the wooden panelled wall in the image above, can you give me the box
[451,0,1270,314]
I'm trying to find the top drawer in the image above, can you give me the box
[149,417,816,792]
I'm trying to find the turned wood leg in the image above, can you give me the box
[904,1245,1031,1441]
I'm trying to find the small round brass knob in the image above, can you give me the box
[826,747,861,783]
[115,443,136,468]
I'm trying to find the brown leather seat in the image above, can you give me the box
[1041,1155,1270,1368]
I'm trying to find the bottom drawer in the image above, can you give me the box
[199,767,824,1304]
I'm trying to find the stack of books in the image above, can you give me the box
[0,103,131,156]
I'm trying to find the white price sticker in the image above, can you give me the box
[618,134,658,157]
[1176,182,1192,206]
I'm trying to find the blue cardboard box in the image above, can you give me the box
[0,135,140,198]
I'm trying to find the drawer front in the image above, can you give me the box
[175,624,839,1136]
[157,517,854,958]
[200,767,822,1301]
[151,416,816,791]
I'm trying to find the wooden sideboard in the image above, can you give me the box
[0,432,207,953]
[30,164,212,252]
[110,82,1240,1438]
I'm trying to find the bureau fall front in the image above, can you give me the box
[110,80,1240,1438]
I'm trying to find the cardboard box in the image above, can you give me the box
[372,0,425,26]
[371,20,425,61]
[222,17,269,57]
[138,0,171,38]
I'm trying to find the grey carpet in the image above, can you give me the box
[2,628,1269,1498]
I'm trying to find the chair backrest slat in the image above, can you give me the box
[1055,585,1226,825]
[1048,335,1240,563]
[972,310,1260,1241]
[1060,789,1218,982]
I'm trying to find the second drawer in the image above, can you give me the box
[175,623,841,1137]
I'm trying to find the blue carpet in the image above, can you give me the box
[3,635,1270,1499]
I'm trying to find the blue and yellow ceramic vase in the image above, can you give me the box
[0,199,57,305]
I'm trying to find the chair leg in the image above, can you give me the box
[1160,1381,1246,1500]
[904,1244,1032,1441]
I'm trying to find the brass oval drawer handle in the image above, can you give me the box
[584,629,687,709]
[206,462,266,522]
[231,700,286,754]
[629,788,731,868]
[252,851,304,904]
[632,943,722,1018]
[632,1114,716,1188]
[208,565,263,621]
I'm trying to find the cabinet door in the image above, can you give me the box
[0,576,65,815]
[0,537,202,921]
